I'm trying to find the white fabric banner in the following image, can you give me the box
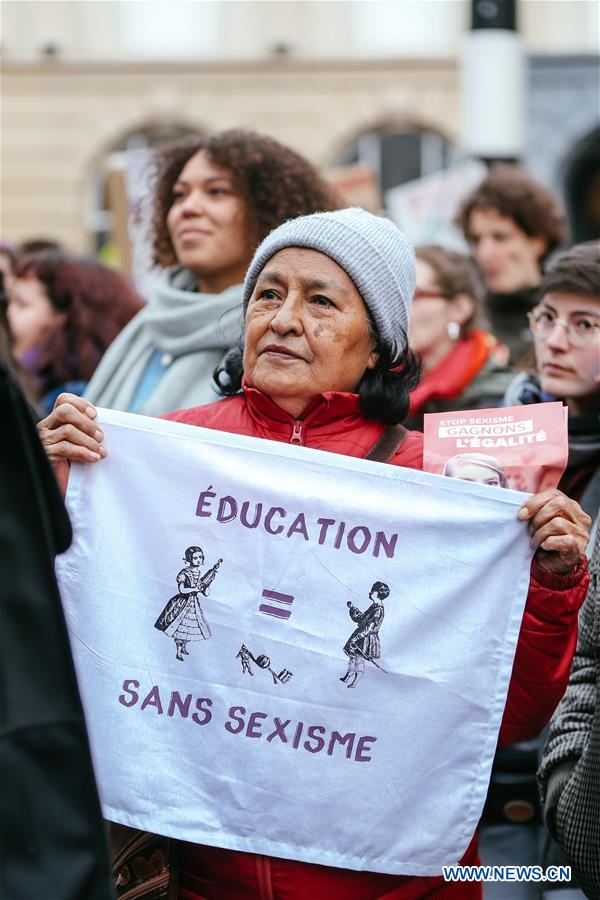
[57,408,533,876]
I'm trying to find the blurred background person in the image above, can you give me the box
[84,129,340,416]
[457,165,568,367]
[0,242,38,409]
[7,249,143,415]
[406,244,514,430]
[1,238,63,311]
[0,240,18,303]
[19,238,64,254]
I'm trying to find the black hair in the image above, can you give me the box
[213,331,420,426]
[183,546,204,563]
[371,581,390,600]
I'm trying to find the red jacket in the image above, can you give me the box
[164,386,588,900]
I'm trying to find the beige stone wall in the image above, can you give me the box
[2,0,595,63]
[0,59,459,252]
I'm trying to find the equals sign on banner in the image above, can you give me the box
[259,589,294,620]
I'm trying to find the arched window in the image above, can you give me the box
[87,123,200,273]
[329,124,488,248]
[330,124,455,201]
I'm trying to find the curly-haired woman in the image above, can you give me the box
[457,165,567,366]
[7,250,143,415]
[84,129,340,416]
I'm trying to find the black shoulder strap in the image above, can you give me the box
[365,424,409,463]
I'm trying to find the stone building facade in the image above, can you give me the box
[1,0,598,254]
[1,57,461,252]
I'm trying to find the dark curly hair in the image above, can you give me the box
[371,581,390,600]
[214,326,421,427]
[540,241,600,299]
[13,250,143,387]
[151,130,342,269]
[456,164,567,264]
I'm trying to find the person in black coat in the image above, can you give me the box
[0,359,112,900]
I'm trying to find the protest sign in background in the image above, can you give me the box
[57,409,533,876]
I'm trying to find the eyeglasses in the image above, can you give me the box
[528,308,600,347]
[413,288,449,302]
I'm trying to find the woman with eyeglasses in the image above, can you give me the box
[505,242,600,510]
[405,245,514,430]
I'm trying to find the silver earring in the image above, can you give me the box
[447,322,460,340]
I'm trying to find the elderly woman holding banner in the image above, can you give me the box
[39,209,590,899]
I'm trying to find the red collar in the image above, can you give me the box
[240,381,382,447]
[409,330,494,415]
[242,382,363,429]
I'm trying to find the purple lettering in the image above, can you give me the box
[327,731,356,758]
[195,485,216,518]
[264,507,286,535]
[333,521,346,549]
[347,526,371,555]
[217,496,238,523]
[118,679,140,707]
[304,725,326,753]
[224,706,246,734]
[355,735,377,762]
[240,501,262,529]
[373,531,398,559]
[316,518,336,544]
[246,711,268,738]
[167,691,192,718]
[140,685,163,715]
[292,721,304,748]
[192,697,213,726]
[266,717,291,743]
[286,513,309,541]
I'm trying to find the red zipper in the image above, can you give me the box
[290,420,303,444]
[254,854,275,900]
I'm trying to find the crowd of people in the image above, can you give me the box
[2,128,599,900]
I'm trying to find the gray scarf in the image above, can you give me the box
[85,267,243,416]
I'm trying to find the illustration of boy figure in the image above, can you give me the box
[340,581,389,688]
[154,547,222,661]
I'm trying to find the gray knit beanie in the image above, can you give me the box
[242,207,415,361]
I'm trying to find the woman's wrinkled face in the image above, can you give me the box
[7,275,65,358]
[243,248,379,419]
[166,151,252,292]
